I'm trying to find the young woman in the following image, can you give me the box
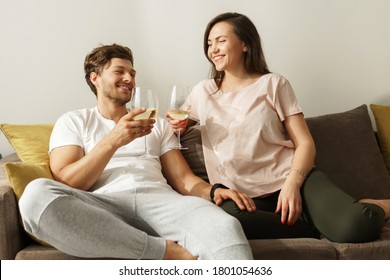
[169,12,390,242]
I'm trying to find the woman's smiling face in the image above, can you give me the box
[207,21,246,73]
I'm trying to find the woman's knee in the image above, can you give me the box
[221,200,243,215]
[220,200,253,224]
[329,203,385,243]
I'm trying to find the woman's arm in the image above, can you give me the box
[275,113,316,226]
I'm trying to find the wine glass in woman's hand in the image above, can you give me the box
[166,85,191,150]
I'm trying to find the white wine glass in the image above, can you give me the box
[130,86,159,158]
[166,85,190,150]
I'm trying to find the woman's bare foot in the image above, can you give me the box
[163,240,198,260]
[359,198,390,219]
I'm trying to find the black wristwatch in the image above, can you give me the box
[210,183,229,201]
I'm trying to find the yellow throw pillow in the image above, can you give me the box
[4,162,53,247]
[370,104,390,173]
[4,162,53,200]
[0,124,54,164]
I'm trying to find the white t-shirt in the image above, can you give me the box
[186,73,302,198]
[49,107,178,193]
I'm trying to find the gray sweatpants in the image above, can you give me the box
[19,178,253,260]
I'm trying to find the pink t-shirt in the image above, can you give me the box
[187,73,302,198]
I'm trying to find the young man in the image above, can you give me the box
[19,44,254,260]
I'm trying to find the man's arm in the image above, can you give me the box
[161,149,210,198]
[49,141,117,191]
[161,150,255,211]
[50,108,153,190]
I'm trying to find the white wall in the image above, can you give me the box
[1,0,390,157]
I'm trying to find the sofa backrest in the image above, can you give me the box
[306,104,390,199]
[181,105,390,199]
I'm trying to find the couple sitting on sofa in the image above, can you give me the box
[18,13,390,260]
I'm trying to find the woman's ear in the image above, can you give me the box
[243,45,247,52]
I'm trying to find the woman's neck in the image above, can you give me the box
[220,71,262,93]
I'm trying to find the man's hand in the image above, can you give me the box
[213,188,256,213]
[163,240,198,260]
[107,107,155,148]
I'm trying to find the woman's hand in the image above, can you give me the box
[166,118,188,134]
[166,105,191,134]
[275,182,302,226]
[213,188,256,213]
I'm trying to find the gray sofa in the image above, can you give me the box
[1,104,389,259]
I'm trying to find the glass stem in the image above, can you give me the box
[144,136,148,154]
[178,131,182,148]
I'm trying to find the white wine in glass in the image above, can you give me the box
[131,86,159,158]
[167,85,190,150]
[133,108,158,120]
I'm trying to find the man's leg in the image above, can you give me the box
[19,178,166,259]
[134,186,253,260]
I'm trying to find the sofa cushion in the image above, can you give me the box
[0,124,55,201]
[370,104,390,174]
[0,124,54,248]
[329,220,390,259]
[0,177,26,259]
[15,243,80,260]
[0,154,20,188]
[0,124,54,164]
[180,125,209,182]
[4,162,53,200]
[305,105,390,199]
[249,238,337,260]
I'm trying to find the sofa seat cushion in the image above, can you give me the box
[330,233,390,260]
[19,239,336,260]
[15,243,81,260]
[249,238,337,260]
[328,220,390,259]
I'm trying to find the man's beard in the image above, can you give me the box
[104,89,132,106]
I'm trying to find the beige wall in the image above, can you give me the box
[1,0,390,156]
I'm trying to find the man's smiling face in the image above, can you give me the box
[95,57,136,106]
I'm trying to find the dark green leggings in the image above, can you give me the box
[220,170,385,243]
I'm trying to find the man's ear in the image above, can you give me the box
[90,72,98,86]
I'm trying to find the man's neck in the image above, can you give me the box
[97,102,127,123]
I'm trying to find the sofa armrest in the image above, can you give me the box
[0,184,26,259]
